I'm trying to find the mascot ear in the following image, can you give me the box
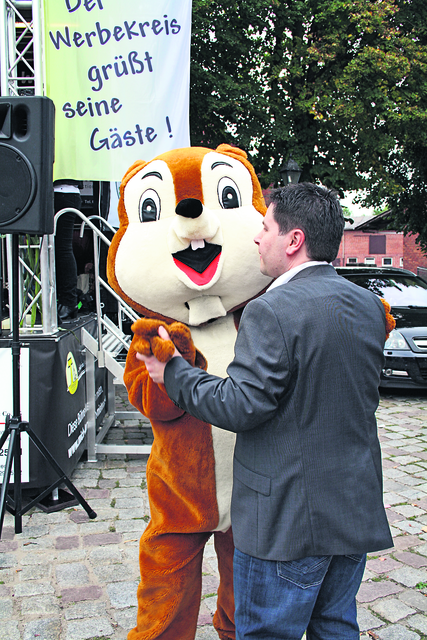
[120,160,149,195]
[117,159,148,227]
[215,144,267,217]
[215,143,247,160]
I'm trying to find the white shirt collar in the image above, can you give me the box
[267,261,329,292]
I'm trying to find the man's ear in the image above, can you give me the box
[286,229,305,255]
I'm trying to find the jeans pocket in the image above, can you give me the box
[277,555,332,589]
[345,553,365,563]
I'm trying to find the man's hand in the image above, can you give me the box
[136,325,182,384]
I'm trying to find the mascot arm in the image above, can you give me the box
[124,319,206,421]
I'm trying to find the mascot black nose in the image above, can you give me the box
[175,198,203,219]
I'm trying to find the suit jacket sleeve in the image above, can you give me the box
[164,297,290,432]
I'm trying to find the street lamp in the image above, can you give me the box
[279,155,302,185]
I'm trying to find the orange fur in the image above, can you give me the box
[380,298,396,340]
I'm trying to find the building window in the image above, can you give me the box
[369,235,386,254]
[382,257,392,266]
[347,257,358,264]
[400,257,403,267]
[365,257,376,265]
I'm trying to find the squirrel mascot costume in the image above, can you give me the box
[107,144,272,640]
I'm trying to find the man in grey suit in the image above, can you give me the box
[139,183,393,640]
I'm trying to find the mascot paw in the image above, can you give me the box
[380,298,396,340]
[131,319,197,365]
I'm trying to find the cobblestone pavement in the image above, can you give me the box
[1,386,427,640]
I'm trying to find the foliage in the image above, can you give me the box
[190,0,427,249]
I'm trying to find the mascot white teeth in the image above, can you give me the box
[107,143,272,640]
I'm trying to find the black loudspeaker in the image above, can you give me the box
[0,96,55,235]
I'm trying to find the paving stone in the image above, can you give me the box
[101,468,128,479]
[20,537,54,550]
[387,510,405,524]
[384,493,407,506]
[60,585,103,603]
[0,553,17,569]
[195,627,220,640]
[0,540,18,552]
[414,542,427,557]
[377,623,420,640]
[21,595,61,616]
[111,487,143,498]
[367,557,403,574]
[55,563,90,588]
[394,551,427,568]
[14,581,55,597]
[357,606,386,631]
[371,598,416,622]
[116,508,148,520]
[55,536,80,550]
[393,505,426,518]
[407,614,427,634]
[392,456,423,466]
[115,519,147,533]
[23,618,61,640]
[357,580,404,603]
[0,597,13,619]
[0,620,20,640]
[57,549,86,563]
[20,564,52,581]
[107,580,139,609]
[79,520,112,535]
[50,523,79,537]
[384,468,411,479]
[64,600,107,620]
[65,617,113,640]
[97,479,117,489]
[393,521,425,535]
[114,498,145,509]
[84,488,110,499]
[68,510,93,524]
[393,535,424,551]
[399,589,427,611]
[82,531,122,546]
[203,594,218,615]
[17,524,50,539]
[88,545,123,564]
[113,607,138,630]
[93,563,137,583]
[388,566,427,588]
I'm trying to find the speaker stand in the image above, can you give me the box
[0,234,96,537]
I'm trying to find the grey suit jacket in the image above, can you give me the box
[164,265,393,561]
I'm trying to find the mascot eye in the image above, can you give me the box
[139,189,161,222]
[217,177,241,209]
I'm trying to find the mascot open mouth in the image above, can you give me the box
[172,243,222,286]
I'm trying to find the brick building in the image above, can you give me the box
[333,210,427,277]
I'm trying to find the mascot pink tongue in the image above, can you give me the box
[107,144,272,640]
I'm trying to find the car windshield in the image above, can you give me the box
[346,274,427,307]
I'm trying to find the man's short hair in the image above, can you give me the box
[269,183,345,263]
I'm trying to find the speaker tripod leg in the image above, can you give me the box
[0,422,21,536]
[25,425,96,520]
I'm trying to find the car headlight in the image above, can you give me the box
[384,329,409,350]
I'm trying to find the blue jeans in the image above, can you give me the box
[233,549,366,640]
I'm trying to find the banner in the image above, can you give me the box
[44,0,192,181]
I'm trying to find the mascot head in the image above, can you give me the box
[107,144,272,326]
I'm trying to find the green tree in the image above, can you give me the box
[190,0,427,248]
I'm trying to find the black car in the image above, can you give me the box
[335,267,427,389]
